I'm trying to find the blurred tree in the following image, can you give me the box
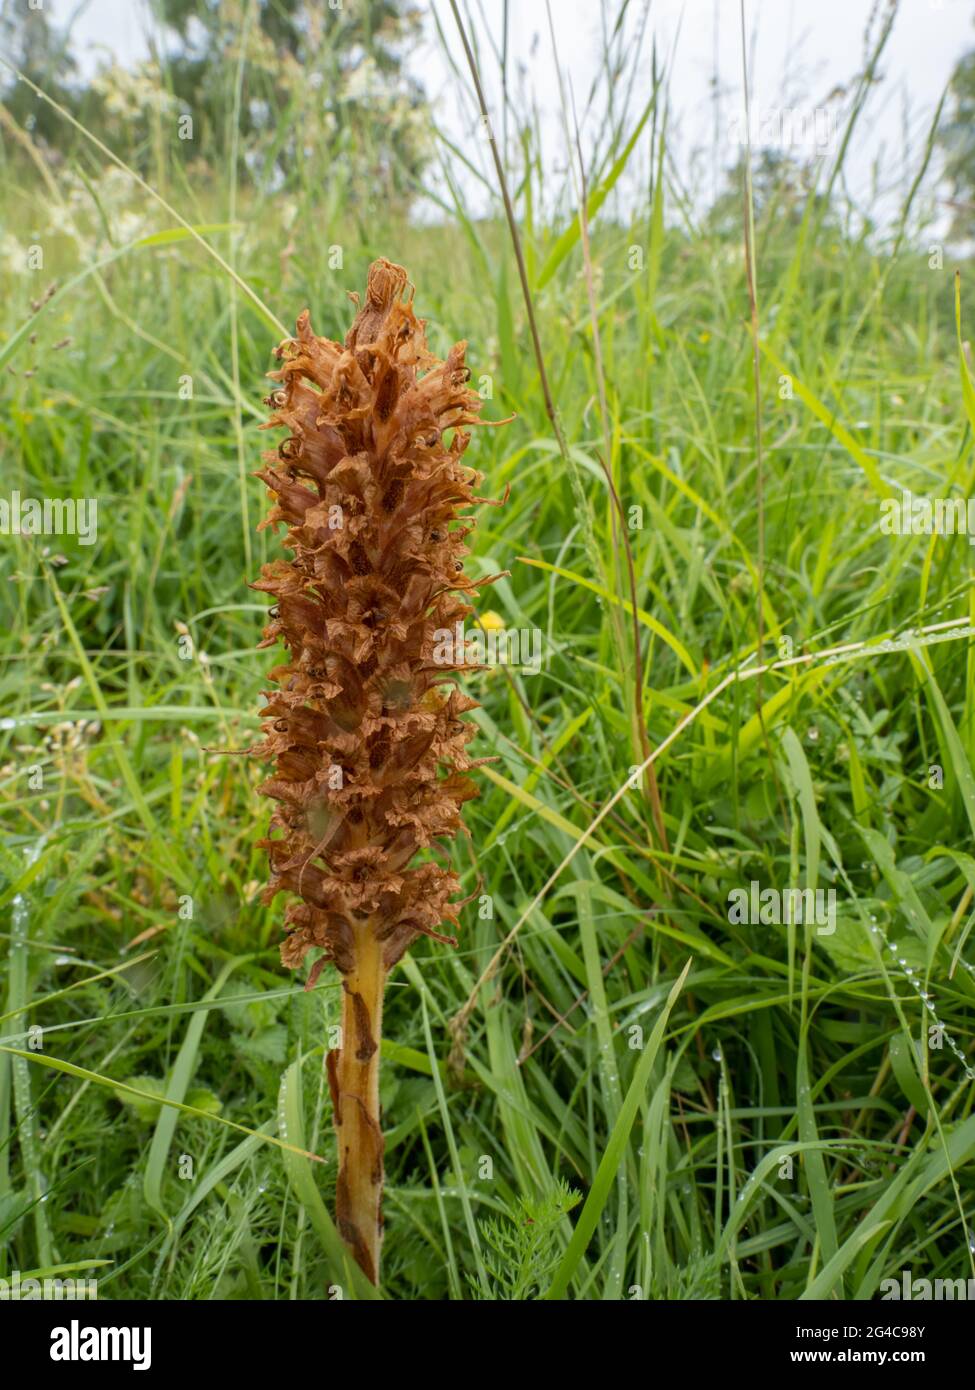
[704,148,837,239]
[939,32,975,241]
[0,0,430,209]
[0,0,81,151]
[148,0,430,202]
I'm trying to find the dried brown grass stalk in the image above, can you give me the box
[251,258,506,1284]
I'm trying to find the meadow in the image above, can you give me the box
[1,3,975,1301]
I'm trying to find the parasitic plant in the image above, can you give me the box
[251,259,506,1285]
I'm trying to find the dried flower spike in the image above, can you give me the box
[251,258,507,1284]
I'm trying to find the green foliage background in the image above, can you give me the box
[1,0,975,1300]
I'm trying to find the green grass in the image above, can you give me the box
[1,7,975,1300]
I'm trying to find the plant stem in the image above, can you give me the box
[330,923,386,1285]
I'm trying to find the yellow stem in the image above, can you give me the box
[330,925,385,1284]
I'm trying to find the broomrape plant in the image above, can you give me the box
[251,258,507,1285]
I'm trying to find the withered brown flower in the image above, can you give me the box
[251,258,507,1284]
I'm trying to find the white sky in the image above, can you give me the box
[26,0,975,231]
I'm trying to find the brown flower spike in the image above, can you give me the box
[251,259,507,1284]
